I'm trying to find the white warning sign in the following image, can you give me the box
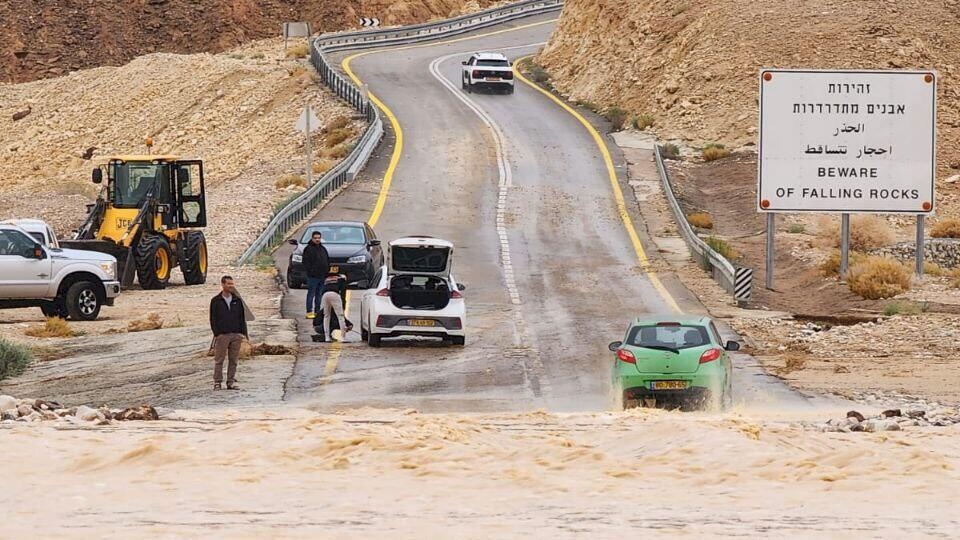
[758,69,936,214]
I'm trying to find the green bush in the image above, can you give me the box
[0,337,32,381]
[705,236,737,260]
[661,143,681,160]
[787,223,806,234]
[702,143,730,162]
[604,106,630,131]
[253,253,276,271]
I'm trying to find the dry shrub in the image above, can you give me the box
[819,215,894,250]
[324,116,351,132]
[701,143,730,162]
[633,114,655,130]
[846,256,911,299]
[819,250,865,277]
[924,261,944,276]
[251,343,295,355]
[324,127,354,147]
[782,356,806,373]
[687,212,713,229]
[949,268,960,289]
[321,143,349,160]
[313,159,335,175]
[0,337,32,380]
[286,42,310,58]
[275,174,307,189]
[930,218,960,238]
[25,317,77,338]
[128,313,163,333]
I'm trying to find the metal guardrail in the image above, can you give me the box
[653,145,752,304]
[238,0,564,265]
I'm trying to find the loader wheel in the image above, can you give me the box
[180,231,208,285]
[135,233,172,290]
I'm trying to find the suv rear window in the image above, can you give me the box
[392,246,448,272]
[627,325,711,350]
[476,59,509,67]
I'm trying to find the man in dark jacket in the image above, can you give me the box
[209,275,249,390]
[302,231,329,319]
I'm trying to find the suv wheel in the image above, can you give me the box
[65,281,102,321]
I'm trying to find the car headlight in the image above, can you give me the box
[347,255,367,264]
[292,254,303,263]
[99,262,116,279]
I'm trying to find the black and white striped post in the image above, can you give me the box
[734,267,753,306]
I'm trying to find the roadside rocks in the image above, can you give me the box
[0,395,164,425]
[806,406,960,433]
[872,239,960,269]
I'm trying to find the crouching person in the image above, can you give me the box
[320,273,352,342]
[209,275,249,390]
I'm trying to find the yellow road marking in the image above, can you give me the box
[316,18,558,382]
[513,56,682,313]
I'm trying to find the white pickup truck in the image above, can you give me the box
[0,221,121,321]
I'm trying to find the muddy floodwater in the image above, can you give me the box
[3,404,958,538]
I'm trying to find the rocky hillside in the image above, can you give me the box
[0,0,492,82]
[0,38,355,245]
[538,0,960,192]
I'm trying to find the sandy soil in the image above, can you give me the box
[2,407,958,538]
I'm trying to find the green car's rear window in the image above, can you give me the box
[627,325,711,350]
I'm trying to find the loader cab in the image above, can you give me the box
[97,156,207,230]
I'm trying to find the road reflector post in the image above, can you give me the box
[734,267,753,306]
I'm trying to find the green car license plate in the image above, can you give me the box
[408,319,436,327]
[650,380,689,390]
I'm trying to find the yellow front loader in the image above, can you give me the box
[61,155,209,289]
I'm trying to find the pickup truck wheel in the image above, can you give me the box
[65,281,102,321]
[180,231,208,285]
[135,233,172,290]
[40,300,67,319]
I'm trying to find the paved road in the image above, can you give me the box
[279,14,820,413]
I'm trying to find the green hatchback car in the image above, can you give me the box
[610,315,738,410]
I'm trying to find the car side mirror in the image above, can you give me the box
[461,61,468,65]
[288,238,298,245]
[457,283,467,291]
[92,168,103,184]
[725,340,740,351]
[368,239,381,247]
[608,341,623,352]
[355,280,370,289]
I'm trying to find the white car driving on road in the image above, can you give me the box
[360,236,466,347]
[461,52,514,94]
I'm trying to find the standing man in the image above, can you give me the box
[302,230,329,319]
[209,275,248,390]
[320,272,352,342]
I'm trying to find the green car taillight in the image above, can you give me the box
[616,349,636,364]
[699,348,722,364]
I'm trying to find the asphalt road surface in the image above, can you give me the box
[278,14,822,413]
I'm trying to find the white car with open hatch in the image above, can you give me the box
[360,236,466,347]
